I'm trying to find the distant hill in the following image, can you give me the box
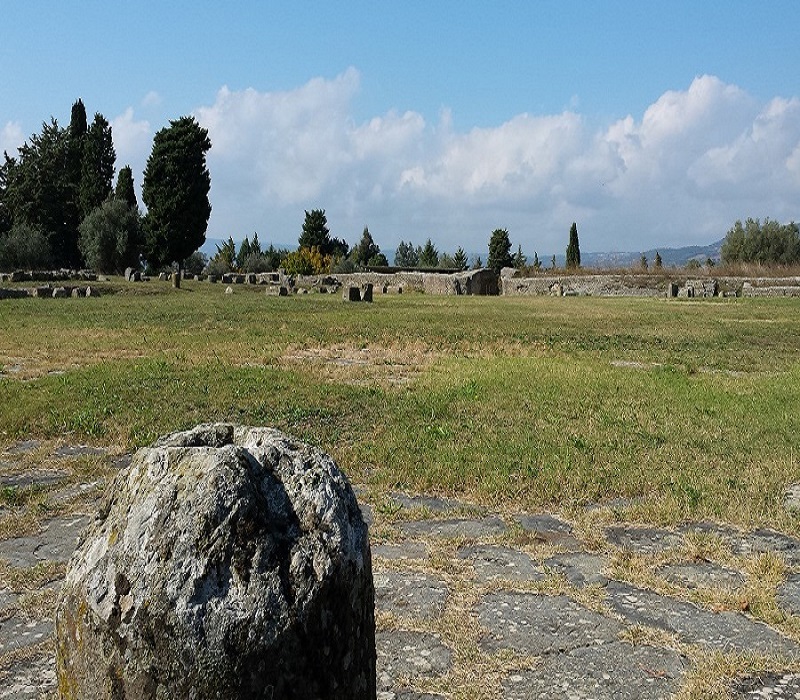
[582,240,724,269]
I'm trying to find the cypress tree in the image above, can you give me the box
[566,222,581,269]
[115,165,138,210]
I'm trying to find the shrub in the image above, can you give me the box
[0,223,54,271]
[183,251,208,276]
[78,198,143,274]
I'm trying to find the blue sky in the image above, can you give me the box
[2,1,800,256]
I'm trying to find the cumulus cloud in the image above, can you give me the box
[110,108,152,196]
[171,71,800,253]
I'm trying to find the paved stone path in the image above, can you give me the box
[1,442,800,698]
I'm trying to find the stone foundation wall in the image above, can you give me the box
[502,274,800,298]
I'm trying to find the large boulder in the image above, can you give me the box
[56,424,375,699]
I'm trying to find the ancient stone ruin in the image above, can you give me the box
[55,423,375,700]
[343,283,374,302]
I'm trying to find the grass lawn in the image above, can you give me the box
[1,280,798,530]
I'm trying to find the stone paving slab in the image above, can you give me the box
[606,581,800,657]
[731,672,800,698]
[1,441,41,455]
[515,513,582,550]
[545,552,610,588]
[391,492,467,514]
[374,569,449,619]
[777,573,800,615]
[657,561,745,589]
[457,544,544,583]
[0,469,68,489]
[503,641,687,700]
[0,589,18,612]
[373,541,429,561]
[4,469,800,698]
[376,629,453,691]
[52,445,107,458]
[478,591,622,656]
[0,614,52,653]
[0,651,56,699]
[399,515,507,539]
[605,524,683,554]
[0,514,90,567]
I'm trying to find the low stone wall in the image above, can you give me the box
[501,274,800,298]
[0,269,98,283]
[328,268,498,296]
[501,274,668,297]
[0,285,99,300]
[742,283,800,297]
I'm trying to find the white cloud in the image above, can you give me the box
[1,121,25,157]
[141,91,162,108]
[183,71,800,254]
[110,108,152,199]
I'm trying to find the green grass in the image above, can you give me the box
[1,280,799,530]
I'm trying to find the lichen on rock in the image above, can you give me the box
[56,423,375,700]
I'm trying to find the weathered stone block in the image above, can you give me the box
[361,283,374,303]
[344,286,361,302]
[56,423,375,700]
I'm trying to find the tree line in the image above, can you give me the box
[721,218,800,266]
[0,99,211,277]
[207,214,586,278]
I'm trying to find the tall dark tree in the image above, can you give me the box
[3,119,78,267]
[353,226,381,266]
[80,113,115,217]
[250,232,262,256]
[298,209,348,258]
[236,235,252,270]
[142,116,212,284]
[0,154,13,236]
[418,238,439,268]
[115,165,138,210]
[69,99,88,139]
[513,244,527,269]
[394,240,418,267]
[66,99,88,249]
[566,222,581,269]
[487,228,512,273]
[453,247,468,271]
[299,209,329,250]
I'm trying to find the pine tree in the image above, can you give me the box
[654,251,663,269]
[453,247,468,271]
[115,166,137,210]
[487,228,512,273]
[513,244,527,269]
[354,226,381,266]
[418,238,439,268]
[565,222,581,269]
[250,232,262,256]
[394,240,418,267]
[236,236,252,270]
